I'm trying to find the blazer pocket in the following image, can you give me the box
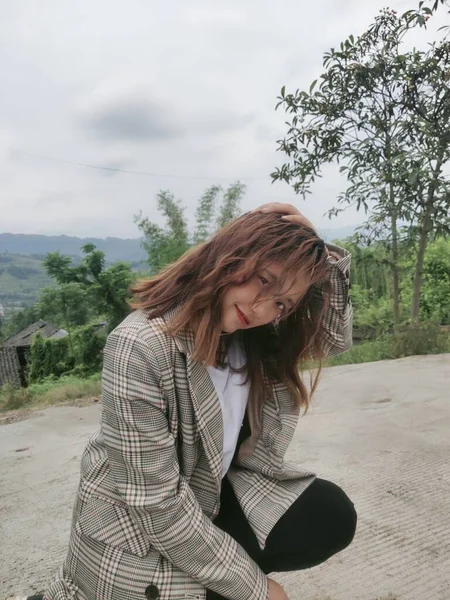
[76,494,151,558]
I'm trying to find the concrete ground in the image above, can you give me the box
[1,354,449,600]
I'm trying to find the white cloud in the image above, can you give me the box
[0,0,447,237]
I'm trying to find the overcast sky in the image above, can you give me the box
[0,0,446,239]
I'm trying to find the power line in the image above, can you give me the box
[16,150,272,182]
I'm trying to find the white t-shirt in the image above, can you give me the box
[207,341,249,478]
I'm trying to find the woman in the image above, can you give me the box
[13,203,356,600]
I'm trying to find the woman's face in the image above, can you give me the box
[220,262,309,333]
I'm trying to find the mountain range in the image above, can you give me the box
[0,226,355,263]
[0,233,146,263]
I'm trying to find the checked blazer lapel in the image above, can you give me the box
[163,307,224,497]
[186,354,224,495]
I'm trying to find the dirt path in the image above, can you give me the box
[1,354,449,600]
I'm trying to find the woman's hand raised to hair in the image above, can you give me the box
[253,202,342,261]
[268,577,289,600]
[252,202,317,233]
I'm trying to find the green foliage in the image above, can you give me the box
[0,373,102,412]
[391,321,450,357]
[326,337,394,366]
[72,326,106,374]
[336,236,449,337]
[135,191,191,274]
[193,185,222,244]
[0,384,31,411]
[216,182,246,231]
[273,7,450,326]
[6,265,41,279]
[135,182,246,273]
[28,334,75,384]
[401,236,450,324]
[37,283,91,329]
[327,326,450,367]
[351,285,398,334]
[26,324,106,383]
[42,245,135,331]
[0,305,40,342]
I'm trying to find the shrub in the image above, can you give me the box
[72,326,106,374]
[28,334,75,383]
[0,373,102,412]
[0,384,31,411]
[391,321,450,358]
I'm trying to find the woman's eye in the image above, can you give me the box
[276,301,286,313]
[259,276,269,286]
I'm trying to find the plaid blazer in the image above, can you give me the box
[45,248,351,600]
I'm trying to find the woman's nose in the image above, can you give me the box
[252,299,276,323]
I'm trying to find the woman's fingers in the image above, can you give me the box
[253,202,299,215]
[252,202,317,234]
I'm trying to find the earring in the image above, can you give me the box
[272,316,280,330]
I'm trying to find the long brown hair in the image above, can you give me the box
[131,211,332,412]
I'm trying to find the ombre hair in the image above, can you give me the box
[131,211,332,412]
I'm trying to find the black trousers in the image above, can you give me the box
[206,477,357,600]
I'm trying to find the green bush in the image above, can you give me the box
[391,321,450,358]
[72,326,106,374]
[351,284,396,335]
[0,373,102,412]
[28,334,75,383]
[0,384,31,411]
[327,323,450,367]
[27,324,106,384]
[326,337,394,366]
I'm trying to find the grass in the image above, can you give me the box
[326,337,394,367]
[1,327,449,413]
[325,328,450,368]
[0,373,101,412]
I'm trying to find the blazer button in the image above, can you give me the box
[145,583,160,600]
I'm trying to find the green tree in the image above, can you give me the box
[43,245,135,330]
[136,182,246,273]
[399,41,450,318]
[216,182,247,230]
[28,334,74,383]
[193,185,222,244]
[135,191,191,274]
[403,0,449,28]
[272,8,450,327]
[37,283,90,329]
[401,237,450,324]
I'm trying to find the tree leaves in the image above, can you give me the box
[273,6,450,324]
[135,183,246,273]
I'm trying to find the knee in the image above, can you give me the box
[338,495,357,551]
[311,478,357,553]
[331,485,357,552]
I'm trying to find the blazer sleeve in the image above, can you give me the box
[313,243,353,357]
[101,327,269,600]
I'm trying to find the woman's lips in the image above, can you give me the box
[235,305,249,326]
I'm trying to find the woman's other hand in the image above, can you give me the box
[253,202,343,261]
[267,577,289,600]
[253,202,316,233]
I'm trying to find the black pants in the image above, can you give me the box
[206,477,357,600]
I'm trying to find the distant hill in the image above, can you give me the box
[0,233,146,263]
[0,227,356,312]
[0,226,355,262]
[0,253,53,311]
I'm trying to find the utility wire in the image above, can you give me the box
[16,150,272,182]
